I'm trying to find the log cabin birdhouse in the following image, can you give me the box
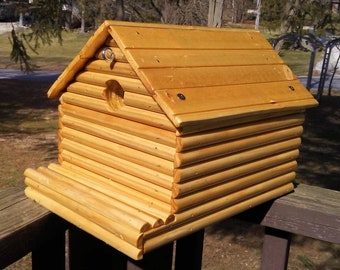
[24,20,318,259]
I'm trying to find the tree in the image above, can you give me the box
[254,0,261,29]
[224,0,253,24]
[261,0,335,35]
[208,0,224,27]
[126,0,208,26]
[10,0,66,72]
[260,0,285,31]
[116,0,125,20]
[9,0,119,72]
[10,0,211,73]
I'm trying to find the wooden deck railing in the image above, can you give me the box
[1,184,339,269]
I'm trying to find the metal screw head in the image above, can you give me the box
[288,85,295,91]
[177,93,186,100]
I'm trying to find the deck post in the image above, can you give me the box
[261,227,291,270]
[31,219,66,270]
[68,225,127,269]
[127,242,174,270]
[174,229,205,270]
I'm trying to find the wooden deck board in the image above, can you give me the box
[261,184,340,244]
[0,187,67,269]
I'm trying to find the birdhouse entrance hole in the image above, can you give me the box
[105,80,124,111]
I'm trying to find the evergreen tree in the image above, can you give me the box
[10,0,66,72]
[260,0,285,31]
[261,0,335,35]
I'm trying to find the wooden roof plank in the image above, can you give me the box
[172,102,312,131]
[138,64,295,91]
[153,80,316,120]
[109,25,271,50]
[125,49,284,69]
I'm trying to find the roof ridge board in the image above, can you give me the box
[108,25,270,51]
[124,47,275,51]
[105,20,258,33]
[136,63,288,70]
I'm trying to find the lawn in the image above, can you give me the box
[0,28,323,75]
[279,49,323,76]
[0,29,90,71]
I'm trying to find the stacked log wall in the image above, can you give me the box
[24,25,317,259]
[57,37,307,217]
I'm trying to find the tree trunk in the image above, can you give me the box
[80,10,85,33]
[255,0,261,30]
[208,0,224,27]
[116,0,125,20]
[19,12,24,27]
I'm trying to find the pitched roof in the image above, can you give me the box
[48,20,317,129]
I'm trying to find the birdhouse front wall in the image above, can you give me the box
[57,36,178,217]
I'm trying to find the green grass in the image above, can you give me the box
[0,26,323,75]
[278,49,324,76]
[0,29,90,70]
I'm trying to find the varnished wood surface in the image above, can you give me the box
[47,20,317,132]
[24,20,318,260]
[59,103,176,147]
[124,49,284,68]
[109,24,271,50]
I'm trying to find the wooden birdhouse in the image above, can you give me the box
[24,20,318,260]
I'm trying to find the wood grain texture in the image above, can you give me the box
[154,81,316,130]
[125,49,284,68]
[123,91,163,113]
[67,81,107,99]
[25,187,143,260]
[25,177,146,247]
[75,71,149,95]
[47,20,317,134]
[172,168,296,212]
[60,116,175,161]
[85,60,138,78]
[140,65,295,91]
[143,183,294,252]
[60,92,175,131]
[174,137,301,183]
[59,103,176,147]
[109,24,271,50]
[48,21,112,98]
[25,168,153,234]
[59,148,173,202]
[173,152,298,198]
[174,126,303,168]
[60,129,174,175]
[0,188,67,269]
[261,184,340,244]
[24,20,317,259]
[176,113,305,151]
[49,162,173,221]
